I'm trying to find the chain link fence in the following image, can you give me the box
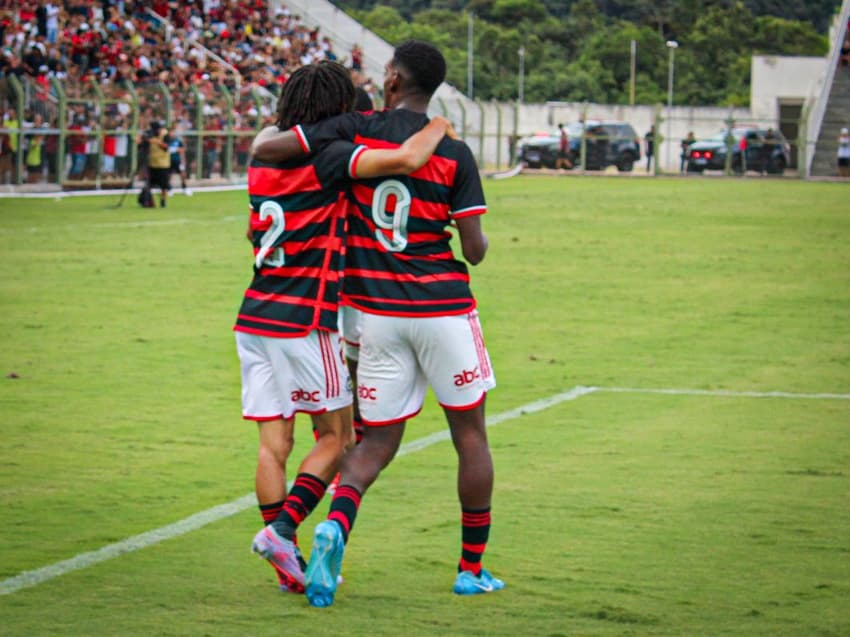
[1,74,275,190]
[1,74,810,190]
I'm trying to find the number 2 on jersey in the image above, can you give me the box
[372,179,411,252]
[254,200,285,269]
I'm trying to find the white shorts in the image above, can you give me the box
[356,311,496,425]
[235,330,352,421]
[339,305,362,362]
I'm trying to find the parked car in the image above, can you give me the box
[517,120,641,172]
[516,132,561,169]
[686,127,790,174]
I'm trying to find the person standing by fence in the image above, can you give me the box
[680,131,695,173]
[555,123,573,170]
[644,125,655,172]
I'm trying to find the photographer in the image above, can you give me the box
[141,120,171,208]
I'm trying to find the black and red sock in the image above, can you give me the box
[259,500,284,526]
[327,484,362,543]
[271,473,327,540]
[459,507,491,576]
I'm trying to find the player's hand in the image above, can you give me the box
[431,116,458,140]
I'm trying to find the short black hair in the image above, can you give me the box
[392,40,446,97]
[275,61,355,129]
[354,86,373,112]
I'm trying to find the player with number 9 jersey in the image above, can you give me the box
[296,109,486,318]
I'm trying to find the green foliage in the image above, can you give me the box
[346,0,835,105]
[675,3,756,105]
[490,0,548,25]
[752,15,830,55]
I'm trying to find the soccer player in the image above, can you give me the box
[252,41,503,606]
[236,60,453,594]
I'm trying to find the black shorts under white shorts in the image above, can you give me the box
[838,157,850,168]
[148,167,170,190]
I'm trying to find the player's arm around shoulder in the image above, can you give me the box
[250,125,305,162]
[353,116,453,178]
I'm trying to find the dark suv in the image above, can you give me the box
[686,127,790,174]
[517,120,641,172]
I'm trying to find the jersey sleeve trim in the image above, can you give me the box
[347,145,369,179]
[450,205,487,219]
[293,125,310,154]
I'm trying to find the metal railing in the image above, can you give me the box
[0,81,823,189]
[1,75,273,189]
[803,0,850,177]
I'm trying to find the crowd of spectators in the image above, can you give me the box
[0,0,378,185]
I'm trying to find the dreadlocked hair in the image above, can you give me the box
[275,61,356,130]
[392,40,446,98]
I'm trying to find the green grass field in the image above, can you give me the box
[1,176,849,636]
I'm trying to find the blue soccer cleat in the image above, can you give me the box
[452,568,505,595]
[305,520,345,607]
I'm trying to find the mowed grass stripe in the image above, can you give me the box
[3,383,845,596]
[594,386,850,400]
[0,386,594,595]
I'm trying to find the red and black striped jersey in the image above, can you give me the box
[234,140,368,338]
[299,109,487,317]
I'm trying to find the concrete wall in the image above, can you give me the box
[751,56,825,121]
[430,99,759,172]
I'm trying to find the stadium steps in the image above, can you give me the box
[810,70,850,176]
[810,8,850,177]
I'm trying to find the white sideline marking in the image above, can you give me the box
[0,495,256,596]
[0,386,593,596]
[2,382,846,596]
[398,385,597,454]
[486,163,524,180]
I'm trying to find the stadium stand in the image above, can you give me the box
[0,0,373,188]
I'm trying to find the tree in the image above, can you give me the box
[629,0,679,38]
[752,16,828,56]
[346,0,836,106]
[685,2,755,105]
[577,20,665,104]
[490,0,548,25]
